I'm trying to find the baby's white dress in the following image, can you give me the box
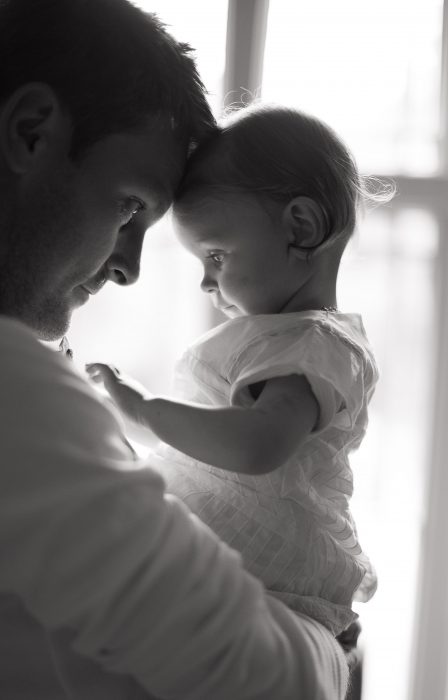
[153,310,378,635]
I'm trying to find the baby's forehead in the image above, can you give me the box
[172,193,241,245]
[174,188,283,232]
[173,198,224,232]
[173,190,232,222]
[172,216,227,254]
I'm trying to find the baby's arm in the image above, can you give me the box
[86,364,318,475]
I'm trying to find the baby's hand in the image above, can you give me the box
[85,363,150,425]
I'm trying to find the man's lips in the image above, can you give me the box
[80,278,107,296]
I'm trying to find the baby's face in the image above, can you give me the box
[173,192,300,318]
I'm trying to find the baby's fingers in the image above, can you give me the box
[85,362,120,384]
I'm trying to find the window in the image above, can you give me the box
[260,2,447,697]
[339,209,438,699]
[263,0,444,175]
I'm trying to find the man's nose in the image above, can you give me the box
[105,255,140,285]
[105,229,145,286]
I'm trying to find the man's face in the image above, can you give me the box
[0,125,185,340]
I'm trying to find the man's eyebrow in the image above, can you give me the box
[137,187,170,217]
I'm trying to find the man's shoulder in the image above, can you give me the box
[0,315,98,425]
[0,316,133,466]
[0,315,69,384]
[0,315,38,348]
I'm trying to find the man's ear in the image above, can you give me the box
[0,83,69,174]
[282,196,328,259]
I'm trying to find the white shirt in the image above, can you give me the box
[154,311,378,635]
[0,316,348,699]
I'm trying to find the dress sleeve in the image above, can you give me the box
[229,323,372,432]
[0,320,344,700]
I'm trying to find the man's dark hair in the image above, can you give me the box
[0,0,215,157]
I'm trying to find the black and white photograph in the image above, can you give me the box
[0,1,446,699]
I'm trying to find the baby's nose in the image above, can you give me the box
[200,272,218,293]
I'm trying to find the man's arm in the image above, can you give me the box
[1,321,345,700]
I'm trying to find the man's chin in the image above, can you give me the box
[0,279,84,340]
[34,285,93,340]
[33,317,71,342]
[23,303,73,342]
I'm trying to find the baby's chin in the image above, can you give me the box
[222,305,244,319]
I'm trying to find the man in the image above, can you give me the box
[0,1,349,698]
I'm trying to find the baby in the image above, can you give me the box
[88,104,391,636]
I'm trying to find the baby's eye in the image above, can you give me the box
[208,252,225,265]
[118,197,145,225]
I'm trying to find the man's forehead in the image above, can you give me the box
[121,127,186,191]
[81,126,186,211]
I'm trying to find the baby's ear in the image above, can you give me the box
[282,196,328,259]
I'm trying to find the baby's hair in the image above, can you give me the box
[174,104,395,254]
